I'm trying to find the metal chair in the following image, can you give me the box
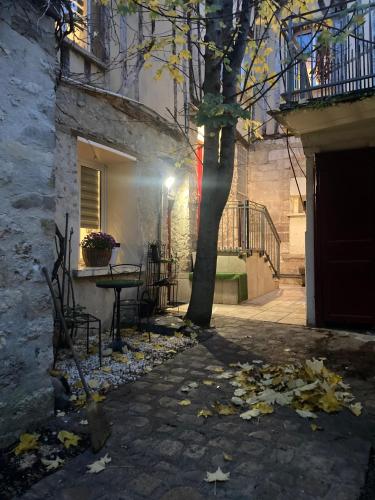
[109,264,143,338]
[61,272,102,365]
[52,219,102,366]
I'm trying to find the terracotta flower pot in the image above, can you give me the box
[82,247,112,267]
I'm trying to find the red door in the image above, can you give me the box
[315,148,375,328]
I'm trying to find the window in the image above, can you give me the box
[67,0,89,50]
[294,28,334,90]
[295,30,317,89]
[64,0,107,60]
[80,164,106,243]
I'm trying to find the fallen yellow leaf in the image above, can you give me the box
[214,403,237,416]
[112,353,129,363]
[73,394,87,407]
[206,365,224,373]
[154,344,164,351]
[350,402,362,416]
[57,430,81,449]
[240,408,260,420]
[197,408,213,418]
[92,393,106,403]
[253,402,274,415]
[305,358,324,376]
[179,399,191,406]
[134,352,145,361]
[318,392,341,413]
[13,433,40,455]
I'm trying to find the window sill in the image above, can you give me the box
[63,39,108,71]
[73,267,111,278]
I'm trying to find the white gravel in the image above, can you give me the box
[56,328,198,403]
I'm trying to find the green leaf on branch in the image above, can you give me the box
[195,94,251,128]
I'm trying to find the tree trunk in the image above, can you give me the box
[186,0,251,327]
[186,142,232,327]
[186,0,224,327]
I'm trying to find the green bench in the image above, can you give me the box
[189,272,248,304]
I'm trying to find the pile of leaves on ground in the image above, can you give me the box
[195,357,362,426]
[0,426,89,499]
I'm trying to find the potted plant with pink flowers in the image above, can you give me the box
[81,232,116,267]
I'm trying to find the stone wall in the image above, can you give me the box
[55,81,195,325]
[171,172,197,273]
[0,1,56,446]
[248,136,306,276]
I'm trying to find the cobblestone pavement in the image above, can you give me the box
[23,318,375,500]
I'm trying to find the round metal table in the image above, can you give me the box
[96,279,143,352]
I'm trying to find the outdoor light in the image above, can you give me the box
[164,176,175,190]
[197,125,204,142]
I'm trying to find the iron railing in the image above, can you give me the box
[218,200,281,277]
[282,1,375,104]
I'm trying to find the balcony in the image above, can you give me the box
[282,0,375,106]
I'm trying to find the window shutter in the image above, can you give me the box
[80,166,101,229]
[90,2,107,61]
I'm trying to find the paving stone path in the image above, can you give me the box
[23,318,375,499]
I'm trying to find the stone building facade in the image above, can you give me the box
[248,136,306,278]
[55,79,196,325]
[0,1,56,447]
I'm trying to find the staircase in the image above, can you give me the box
[177,200,281,304]
[218,200,281,278]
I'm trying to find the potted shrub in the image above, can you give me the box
[81,232,116,267]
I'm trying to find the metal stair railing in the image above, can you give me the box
[218,200,281,278]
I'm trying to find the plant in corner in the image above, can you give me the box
[81,232,116,267]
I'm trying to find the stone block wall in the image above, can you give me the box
[248,136,306,276]
[0,1,56,446]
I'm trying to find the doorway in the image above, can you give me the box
[315,148,375,328]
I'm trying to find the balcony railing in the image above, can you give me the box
[218,200,281,277]
[282,1,375,104]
